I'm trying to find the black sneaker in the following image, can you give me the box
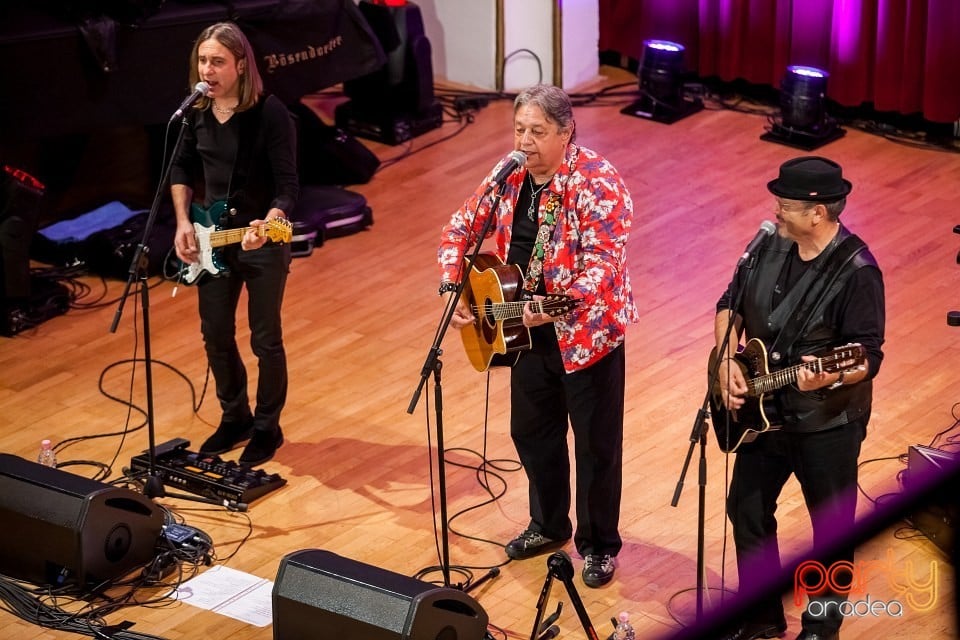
[199,419,254,455]
[582,554,615,587]
[239,427,284,466]
[504,529,568,560]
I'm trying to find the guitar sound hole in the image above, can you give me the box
[481,299,496,324]
[480,298,497,345]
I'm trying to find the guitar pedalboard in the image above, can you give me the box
[129,438,286,506]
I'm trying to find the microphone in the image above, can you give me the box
[482,150,527,194]
[170,81,211,122]
[737,220,777,267]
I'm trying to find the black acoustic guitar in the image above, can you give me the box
[708,339,866,452]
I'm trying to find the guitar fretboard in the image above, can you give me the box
[209,227,255,248]
[471,300,564,320]
[480,301,537,320]
[748,361,818,395]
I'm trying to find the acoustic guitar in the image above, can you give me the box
[459,253,579,372]
[708,339,866,452]
[179,200,292,285]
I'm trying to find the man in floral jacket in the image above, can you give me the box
[438,83,638,587]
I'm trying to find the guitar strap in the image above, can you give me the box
[766,232,867,363]
[521,190,562,295]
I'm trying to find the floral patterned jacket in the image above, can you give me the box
[438,143,639,373]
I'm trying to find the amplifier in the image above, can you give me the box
[903,444,958,557]
[130,438,286,506]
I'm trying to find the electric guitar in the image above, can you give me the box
[179,200,292,285]
[458,253,580,372]
[707,339,866,452]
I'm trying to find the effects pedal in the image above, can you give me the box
[130,438,287,505]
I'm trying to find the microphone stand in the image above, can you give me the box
[407,187,505,590]
[109,114,212,508]
[670,253,758,623]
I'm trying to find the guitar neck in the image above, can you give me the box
[208,226,257,248]
[748,360,821,396]
[483,300,548,321]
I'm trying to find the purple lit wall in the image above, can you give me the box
[599,0,960,122]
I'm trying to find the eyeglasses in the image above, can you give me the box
[774,198,813,214]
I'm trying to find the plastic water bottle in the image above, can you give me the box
[613,611,635,640]
[37,439,57,468]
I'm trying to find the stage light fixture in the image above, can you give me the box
[620,39,703,124]
[335,0,442,145]
[761,65,845,150]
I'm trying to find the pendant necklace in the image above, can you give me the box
[527,173,549,221]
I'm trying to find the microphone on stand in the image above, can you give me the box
[169,81,211,122]
[737,220,777,267]
[482,150,527,195]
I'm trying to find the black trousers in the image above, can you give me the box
[510,335,625,557]
[197,243,291,433]
[726,420,866,634]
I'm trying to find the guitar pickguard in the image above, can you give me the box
[177,201,231,284]
[182,222,229,284]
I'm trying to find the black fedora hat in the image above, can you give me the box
[767,156,852,202]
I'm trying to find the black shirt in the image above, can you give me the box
[717,237,885,379]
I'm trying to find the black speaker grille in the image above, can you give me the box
[273,549,489,640]
[281,561,410,633]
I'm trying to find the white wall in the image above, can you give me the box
[557,0,600,90]
[502,0,555,90]
[416,0,496,89]
[404,0,599,92]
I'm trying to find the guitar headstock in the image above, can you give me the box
[540,294,581,318]
[259,218,293,243]
[820,342,866,373]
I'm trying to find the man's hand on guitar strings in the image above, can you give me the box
[243,211,279,251]
[443,291,475,329]
[797,354,838,391]
[717,360,748,410]
[174,223,199,263]
[522,296,554,328]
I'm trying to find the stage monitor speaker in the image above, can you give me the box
[273,549,489,640]
[0,453,164,588]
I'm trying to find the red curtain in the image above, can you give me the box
[599,0,960,123]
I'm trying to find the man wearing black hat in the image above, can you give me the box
[713,156,885,640]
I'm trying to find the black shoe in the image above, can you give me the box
[582,554,615,588]
[199,419,254,455]
[796,631,838,640]
[504,529,568,560]
[239,427,284,466]
[719,621,788,640]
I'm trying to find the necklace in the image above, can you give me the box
[526,173,549,221]
[212,101,236,115]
